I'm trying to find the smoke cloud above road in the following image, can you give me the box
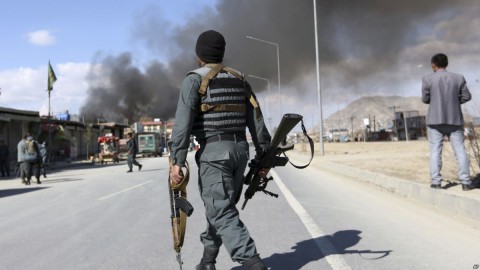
[80,0,480,123]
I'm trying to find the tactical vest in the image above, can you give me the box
[189,64,259,134]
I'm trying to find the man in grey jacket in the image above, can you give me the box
[421,53,475,191]
[17,134,31,185]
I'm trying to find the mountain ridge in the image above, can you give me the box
[324,96,427,133]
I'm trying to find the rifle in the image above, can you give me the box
[168,157,194,270]
[241,113,314,210]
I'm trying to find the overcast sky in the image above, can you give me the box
[1,0,479,127]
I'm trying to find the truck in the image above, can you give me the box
[137,132,162,157]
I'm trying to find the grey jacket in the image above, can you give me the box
[17,139,26,162]
[421,69,471,126]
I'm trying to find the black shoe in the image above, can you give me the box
[37,180,42,184]
[127,170,133,173]
[196,247,219,270]
[138,164,143,171]
[243,256,267,270]
[462,184,476,191]
[430,184,442,189]
[196,263,216,270]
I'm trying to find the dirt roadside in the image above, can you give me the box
[292,139,480,184]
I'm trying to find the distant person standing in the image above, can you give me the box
[0,140,10,177]
[126,132,142,173]
[39,142,48,178]
[17,134,31,184]
[25,136,42,184]
[422,53,475,191]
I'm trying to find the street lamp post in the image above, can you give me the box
[246,35,282,115]
[164,120,168,151]
[313,0,324,155]
[247,74,272,132]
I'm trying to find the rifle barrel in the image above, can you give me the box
[270,114,303,148]
[241,198,249,210]
[176,252,183,270]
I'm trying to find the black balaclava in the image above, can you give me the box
[195,30,226,63]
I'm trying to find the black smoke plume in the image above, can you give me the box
[80,0,476,123]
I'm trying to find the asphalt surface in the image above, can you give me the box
[3,152,478,222]
[286,150,480,223]
[1,153,479,270]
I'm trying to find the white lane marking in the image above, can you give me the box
[98,180,154,201]
[271,169,352,270]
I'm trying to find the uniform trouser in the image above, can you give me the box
[30,160,41,180]
[195,140,258,264]
[0,159,9,176]
[127,154,141,170]
[427,125,471,185]
[19,161,31,181]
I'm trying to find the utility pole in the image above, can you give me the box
[350,116,355,140]
[403,111,409,142]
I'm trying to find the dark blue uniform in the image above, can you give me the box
[169,65,270,264]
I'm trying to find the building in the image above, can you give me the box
[38,118,129,161]
[327,128,349,142]
[394,111,427,140]
[0,107,40,170]
[0,106,131,175]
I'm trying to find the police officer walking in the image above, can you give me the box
[126,132,142,173]
[169,30,271,270]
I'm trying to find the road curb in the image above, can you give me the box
[288,151,480,222]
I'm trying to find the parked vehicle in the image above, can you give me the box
[137,132,162,157]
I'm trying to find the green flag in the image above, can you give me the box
[48,61,57,91]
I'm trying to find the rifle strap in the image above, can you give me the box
[284,119,314,169]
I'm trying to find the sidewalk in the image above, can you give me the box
[0,160,93,189]
[288,150,480,222]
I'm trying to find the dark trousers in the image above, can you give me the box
[195,140,257,264]
[127,154,141,170]
[19,161,31,181]
[0,159,9,176]
[30,160,42,180]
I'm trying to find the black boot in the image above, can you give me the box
[243,255,267,270]
[196,247,219,270]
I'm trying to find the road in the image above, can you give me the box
[0,152,479,270]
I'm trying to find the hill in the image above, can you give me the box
[323,95,428,133]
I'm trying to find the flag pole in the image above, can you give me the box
[47,88,51,157]
[47,60,57,157]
